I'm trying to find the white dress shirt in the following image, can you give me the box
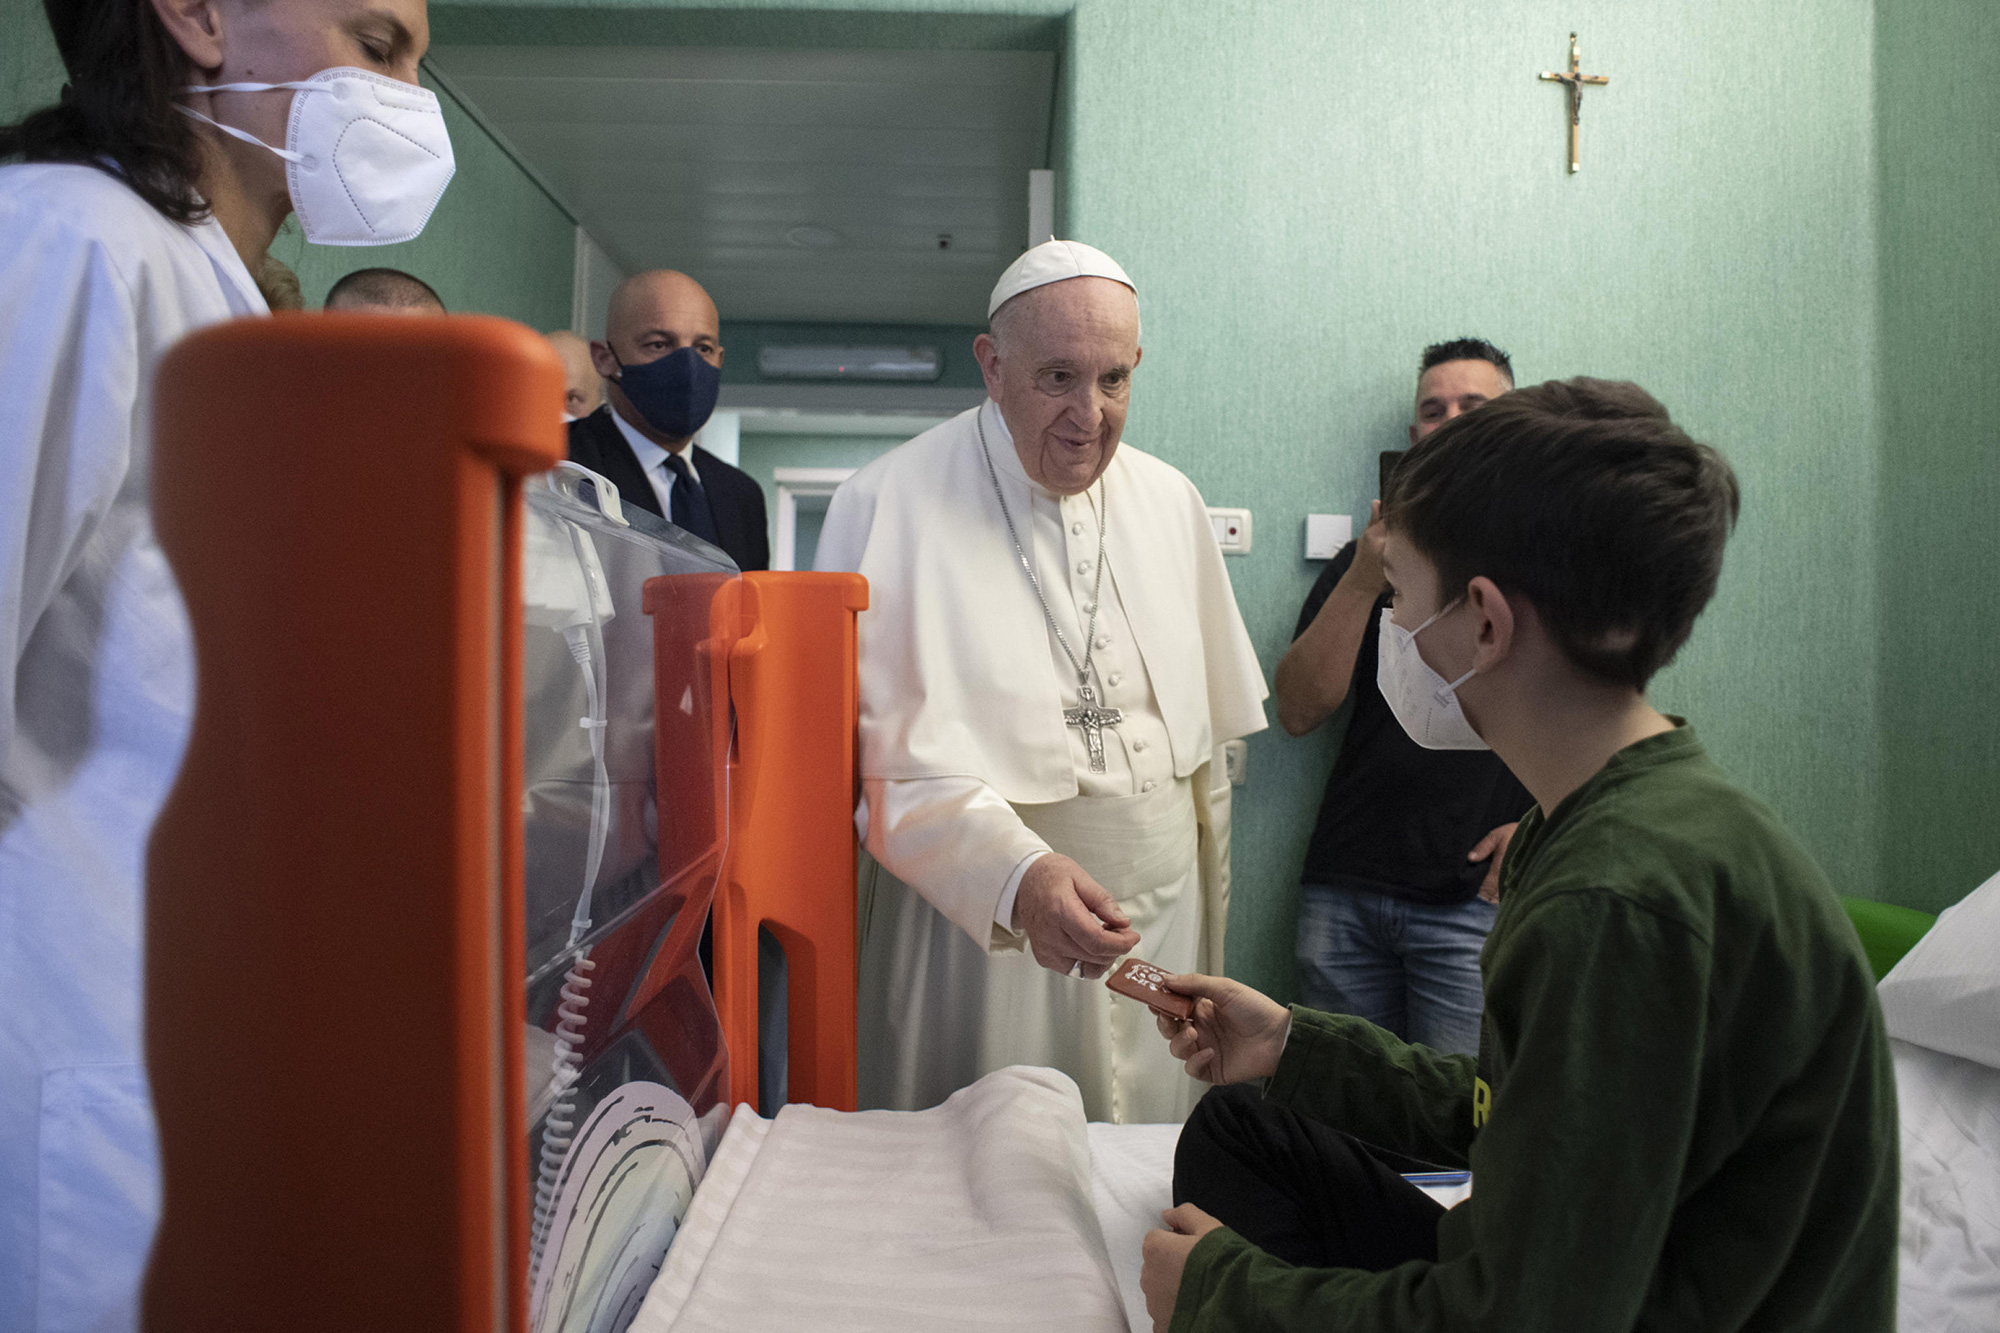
[609,407,698,517]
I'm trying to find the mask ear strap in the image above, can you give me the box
[173,104,307,163]
[183,80,315,94]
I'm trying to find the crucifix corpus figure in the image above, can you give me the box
[1540,31,1610,174]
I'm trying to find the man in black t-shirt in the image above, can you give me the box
[1271,339,1531,1055]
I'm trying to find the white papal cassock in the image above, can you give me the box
[815,399,1268,1123]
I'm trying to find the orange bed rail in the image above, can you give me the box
[699,572,867,1113]
[144,315,563,1332]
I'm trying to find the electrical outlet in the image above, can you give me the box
[1208,507,1253,555]
[1223,738,1248,785]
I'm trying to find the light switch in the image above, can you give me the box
[1304,513,1352,560]
[1208,507,1253,555]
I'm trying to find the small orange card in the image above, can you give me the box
[1106,957,1195,1020]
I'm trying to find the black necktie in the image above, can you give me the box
[661,451,721,546]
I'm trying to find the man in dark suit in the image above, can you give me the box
[569,269,769,571]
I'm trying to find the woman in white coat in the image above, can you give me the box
[0,1,449,1328]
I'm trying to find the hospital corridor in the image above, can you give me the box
[1,0,1995,1330]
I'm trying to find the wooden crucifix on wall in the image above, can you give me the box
[1540,32,1610,174]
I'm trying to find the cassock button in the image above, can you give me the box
[1142,780,1157,792]
[1076,560,1091,576]
[1108,672,1123,687]
[1094,634,1110,649]
[1072,521,1085,536]
[1081,601,1095,614]
[1133,738,1148,752]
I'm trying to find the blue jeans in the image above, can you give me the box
[1295,880,1495,1056]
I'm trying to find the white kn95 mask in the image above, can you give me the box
[1376,604,1489,751]
[179,68,456,246]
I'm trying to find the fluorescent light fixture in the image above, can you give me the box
[756,345,942,382]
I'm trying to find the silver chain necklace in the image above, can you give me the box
[977,407,1124,772]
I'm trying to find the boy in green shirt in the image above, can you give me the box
[1141,379,1898,1332]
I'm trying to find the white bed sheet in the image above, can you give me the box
[629,1079,1477,1333]
[629,1066,1126,1332]
[1894,1037,2000,1333]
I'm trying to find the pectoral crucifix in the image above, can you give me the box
[1065,681,1124,774]
[1539,32,1610,174]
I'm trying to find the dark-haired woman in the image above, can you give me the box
[0,1,450,1327]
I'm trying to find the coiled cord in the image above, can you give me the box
[529,543,615,1294]
[530,948,596,1272]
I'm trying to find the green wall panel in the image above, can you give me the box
[11,0,1991,992]
[1876,0,2000,912]
[0,0,65,126]
[1058,0,1883,996]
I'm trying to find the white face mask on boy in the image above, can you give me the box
[1376,603,1489,751]
[179,67,456,246]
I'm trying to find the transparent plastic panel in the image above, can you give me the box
[520,467,734,984]
[520,465,739,1330]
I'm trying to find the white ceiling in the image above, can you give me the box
[427,45,1056,326]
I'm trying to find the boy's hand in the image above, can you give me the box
[1142,1203,1224,1332]
[1151,973,1291,1085]
[1469,822,1519,904]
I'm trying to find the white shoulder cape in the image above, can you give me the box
[817,403,1268,803]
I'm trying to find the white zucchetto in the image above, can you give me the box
[986,239,1136,318]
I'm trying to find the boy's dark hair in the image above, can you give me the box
[1420,337,1513,383]
[0,0,208,224]
[1383,377,1739,689]
[325,268,448,313]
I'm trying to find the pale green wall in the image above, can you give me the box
[0,0,572,328]
[0,0,63,126]
[426,0,1898,999]
[11,0,1992,994]
[1057,1,1882,995]
[1876,0,2000,913]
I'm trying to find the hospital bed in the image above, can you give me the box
[133,318,1989,1332]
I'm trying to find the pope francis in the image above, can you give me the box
[815,240,1268,1123]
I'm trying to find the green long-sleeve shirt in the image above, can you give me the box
[1173,725,1898,1332]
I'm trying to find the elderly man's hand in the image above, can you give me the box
[1141,1203,1224,1332]
[1152,972,1291,1085]
[1015,853,1140,979]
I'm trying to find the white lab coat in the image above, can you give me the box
[0,163,266,1333]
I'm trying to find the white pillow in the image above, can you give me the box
[1878,869,2000,1070]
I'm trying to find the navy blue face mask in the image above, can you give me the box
[612,345,721,440]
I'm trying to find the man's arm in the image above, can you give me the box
[1271,504,1387,736]
[864,777,1139,975]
